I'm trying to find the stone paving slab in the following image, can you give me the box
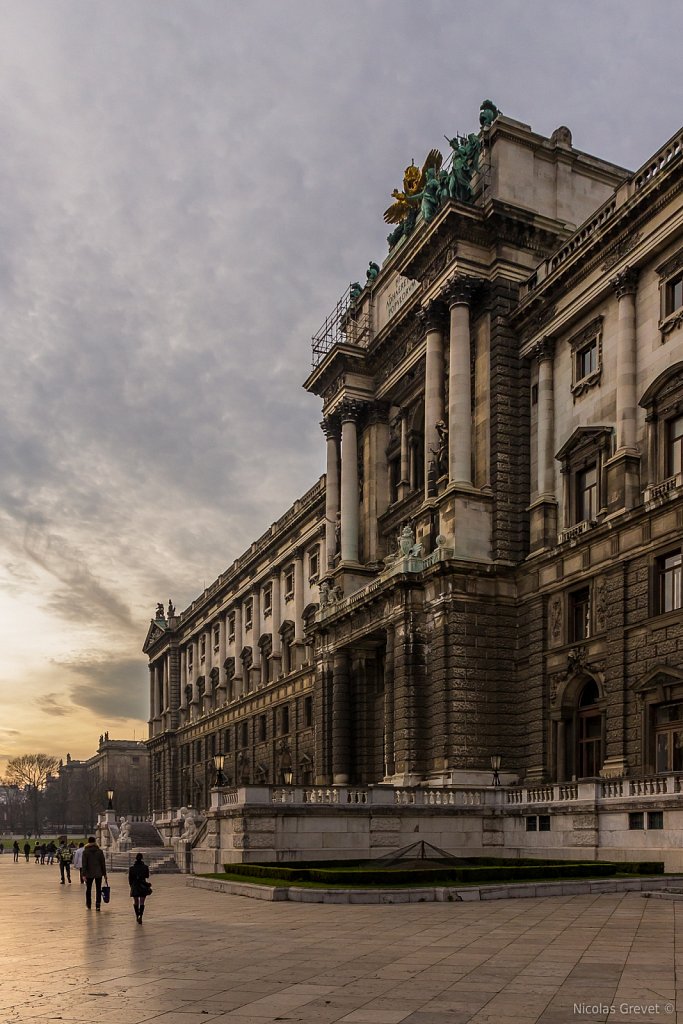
[0,858,681,1023]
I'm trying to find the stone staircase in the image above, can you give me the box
[128,821,164,847]
[105,847,180,873]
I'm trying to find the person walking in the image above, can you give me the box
[81,837,107,911]
[128,852,151,924]
[12,840,19,862]
[23,841,30,862]
[57,837,72,884]
[72,841,85,884]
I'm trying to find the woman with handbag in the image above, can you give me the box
[128,852,151,923]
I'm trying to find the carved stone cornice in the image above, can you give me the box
[610,266,639,299]
[443,273,480,308]
[320,415,340,440]
[416,299,447,334]
[601,231,642,272]
[656,247,683,280]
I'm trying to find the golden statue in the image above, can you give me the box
[383,149,443,226]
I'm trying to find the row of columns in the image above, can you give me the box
[150,550,311,729]
[321,274,478,571]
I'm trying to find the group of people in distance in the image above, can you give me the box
[10,835,151,922]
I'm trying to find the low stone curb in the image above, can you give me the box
[187,874,683,904]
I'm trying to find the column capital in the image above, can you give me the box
[339,398,364,423]
[320,415,340,440]
[531,336,555,364]
[443,273,480,308]
[416,299,447,333]
[610,266,639,299]
[365,400,390,426]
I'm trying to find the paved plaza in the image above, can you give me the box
[0,859,682,1024]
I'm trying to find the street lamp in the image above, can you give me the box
[490,755,501,787]
[283,768,293,786]
[213,753,225,786]
[106,789,114,810]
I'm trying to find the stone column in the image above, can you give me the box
[556,720,566,782]
[445,277,476,487]
[216,616,227,703]
[162,656,169,726]
[340,402,360,563]
[419,301,445,495]
[202,628,213,713]
[383,626,395,780]
[190,639,199,711]
[233,604,243,696]
[250,589,261,690]
[536,339,556,498]
[399,411,410,499]
[332,649,351,784]
[612,268,639,453]
[322,417,340,571]
[148,665,154,730]
[268,571,282,683]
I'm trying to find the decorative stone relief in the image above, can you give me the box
[549,596,563,646]
[594,578,608,633]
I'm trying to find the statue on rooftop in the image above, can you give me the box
[167,598,175,618]
[384,149,443,248]
[350,281,363,302]
[366,261,380,284]
[479,99,500,129]
[155,602,165,620]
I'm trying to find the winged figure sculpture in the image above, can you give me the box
[384,148,443,226]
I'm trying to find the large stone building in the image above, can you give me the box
[144,104,683,866]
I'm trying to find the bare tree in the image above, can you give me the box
[5,754,60,834]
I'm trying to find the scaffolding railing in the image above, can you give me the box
[311,284,371,368]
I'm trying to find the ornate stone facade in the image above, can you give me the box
[144,110,683,847]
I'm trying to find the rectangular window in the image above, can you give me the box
[284,569,294,599]
[666,273,683,316]
[224,728,231,753]
[263,584,272,617]
[227,614,235,642]
[656,550,682,614]
[240,722,248,748]
[200,635,206,660]
[576,464,597,523]
[244,599,253,630]
[213,625,220,652]
[576,340,597,381]
[389,456,401,504]
[281,705,290,735]
[648,811,664,830]
[187,648,193,672]
[259,715,267,742]
[628,812,644,830]
[569,587,591,642]
[304,695,313,728]
[538,815,551,832]
[309,548,319,580]
[667,415,683,477]
[525,816,537,832]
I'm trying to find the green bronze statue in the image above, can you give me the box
[366,261,380,283]
[479,99,500,129]
[349,282,363,302]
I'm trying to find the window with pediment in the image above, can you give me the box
[569,316,603,399]
[556,427,612,538]
[640,362,683,498]
[657,250,683,337]
[633,667,683,774]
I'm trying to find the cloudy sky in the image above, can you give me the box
[0,0,681,768]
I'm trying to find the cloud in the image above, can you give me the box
[37,693,71,718]
[62,656,149,722]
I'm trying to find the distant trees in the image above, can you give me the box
[4,754,60,834]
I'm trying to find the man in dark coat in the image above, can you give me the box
[81,837,107,910]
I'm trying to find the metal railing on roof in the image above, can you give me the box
[311,284,371,368]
